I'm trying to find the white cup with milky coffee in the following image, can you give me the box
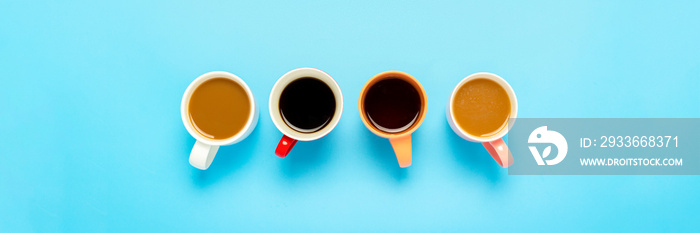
[181,71,258,170]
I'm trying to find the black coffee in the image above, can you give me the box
[364,78,421,133]
[279,77,336,133]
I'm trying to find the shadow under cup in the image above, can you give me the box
[448,72,518,167]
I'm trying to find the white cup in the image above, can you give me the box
[269,67,343,157]
[446,72,518,167]
[181,71,259,170]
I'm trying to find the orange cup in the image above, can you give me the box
[358,71,428,168]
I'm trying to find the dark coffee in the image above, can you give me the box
[364,78,421,133]
[279,77,336,133]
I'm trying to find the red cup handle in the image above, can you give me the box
[275,135,298,158]
[482,138,514,168]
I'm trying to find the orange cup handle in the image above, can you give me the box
[482,138,513,168]
[389,135,412,168]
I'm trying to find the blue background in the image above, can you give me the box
[2,0,699,232]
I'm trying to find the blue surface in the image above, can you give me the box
[2,0,699,232]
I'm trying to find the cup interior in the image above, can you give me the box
[449,72,518,142]
[181,71,256,146]
[269,67,343,141]
[358,71,428,138]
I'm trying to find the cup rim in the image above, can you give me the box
[269,67,344,141]
[448,72,518,142]
[358,71,428,138]
[181,71,256,146]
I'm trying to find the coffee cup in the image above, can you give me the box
[358,71,428,168]
[181,71,258,170]
[447,72,518,167]
[269,67,344,157]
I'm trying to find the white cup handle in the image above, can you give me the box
[189,141,219,170]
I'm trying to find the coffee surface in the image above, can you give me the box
[188,78,251,140]
[452,78,511,137]
[364,78,422,134]
[279,77,336,133]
